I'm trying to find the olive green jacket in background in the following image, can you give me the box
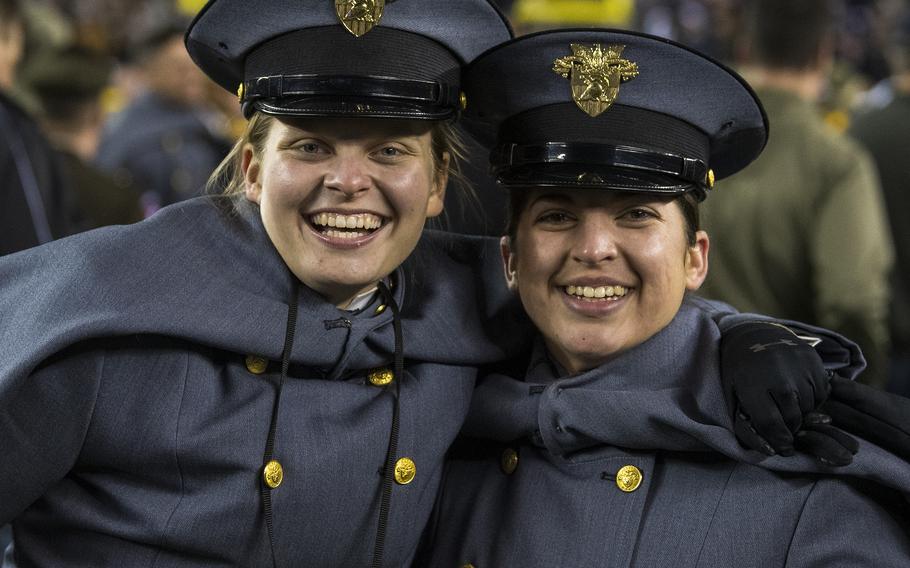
[699,87,894,387]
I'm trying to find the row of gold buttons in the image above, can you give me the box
[261,456,417,489]
[500,447,643,493]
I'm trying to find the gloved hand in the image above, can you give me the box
[793,410,858,466]
[721,321,831,456]
[821,375,910,461]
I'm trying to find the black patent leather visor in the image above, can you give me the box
[492,141,710,200]
[241,74,459,120]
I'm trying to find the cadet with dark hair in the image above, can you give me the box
[698,0,895,388]
[422,29,910,566]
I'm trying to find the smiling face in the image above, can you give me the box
[502,188,709,375]
[243,117,447,307]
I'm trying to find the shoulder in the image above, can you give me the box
[786,475,910,566]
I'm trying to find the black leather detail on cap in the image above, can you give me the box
[492,142,709,186]
[242,75,456,106]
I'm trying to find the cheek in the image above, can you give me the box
[387,165,437,217]
[513,237,559,292]
[261,161,316,205]
[634,232,690,284]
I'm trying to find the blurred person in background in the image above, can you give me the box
[850,8,910,396]
[0,0,76,256]
[21,44,142,229]
[95,18,231,217]
[699,0,894,387]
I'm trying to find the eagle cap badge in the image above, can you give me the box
[552,43,639,117]
[335,0,385,37]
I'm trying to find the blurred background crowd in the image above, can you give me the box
[0,0,907,410]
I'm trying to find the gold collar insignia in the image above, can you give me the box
[335,0,385,37]
[553,43,639,117]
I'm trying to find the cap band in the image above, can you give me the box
[241,74,458,107]
[492,142,708,185]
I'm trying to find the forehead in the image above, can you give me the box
[271,117,435,140]
[521,188,678,212]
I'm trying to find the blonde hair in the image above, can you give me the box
[205,113,472,213]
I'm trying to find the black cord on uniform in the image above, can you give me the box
[372,280,403,568]
[261,280,299,568]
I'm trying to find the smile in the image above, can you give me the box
[564,284,629,300]
[309,212,384,240]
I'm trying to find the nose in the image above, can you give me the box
[571,216,617,265]
[323,153,372,198]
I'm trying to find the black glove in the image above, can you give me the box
[821,375,910,461]
[793,410,858,466]
[721,321,830,456]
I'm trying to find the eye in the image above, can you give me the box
[620,207,658,222]
[290,140,326,157]
[535,210,575,226]
[372,145,408,163]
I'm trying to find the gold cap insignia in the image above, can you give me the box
[335,0,385,37]
[553,43,639,118]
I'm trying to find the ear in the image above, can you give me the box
[500,236,519,292]
[425,151,449,218]
[684,230,710,291]
[241,143,262,204]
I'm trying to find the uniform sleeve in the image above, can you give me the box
[812,148,894,388]
[785,477,910,567]
[0,347,103,523]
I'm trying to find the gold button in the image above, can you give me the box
[263,460,284,489]
[368,368,394,386]
[237,82,245,100]
[245,355,268,374]
[459,91,468,110]
[615,465,643,492]
[394,457,416,485]
[500,448,519,475]
[707,168,715,188]
[461,564,476,568]
[374,303,387,315]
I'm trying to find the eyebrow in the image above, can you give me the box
[530,193,573,207]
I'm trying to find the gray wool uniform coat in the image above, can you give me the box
[422,298,910,568]
[0,198,866,567]
[0,196,529,567]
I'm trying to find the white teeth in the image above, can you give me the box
[310,212,383,232]
[564,284,629,299]
[324,229,365,240]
